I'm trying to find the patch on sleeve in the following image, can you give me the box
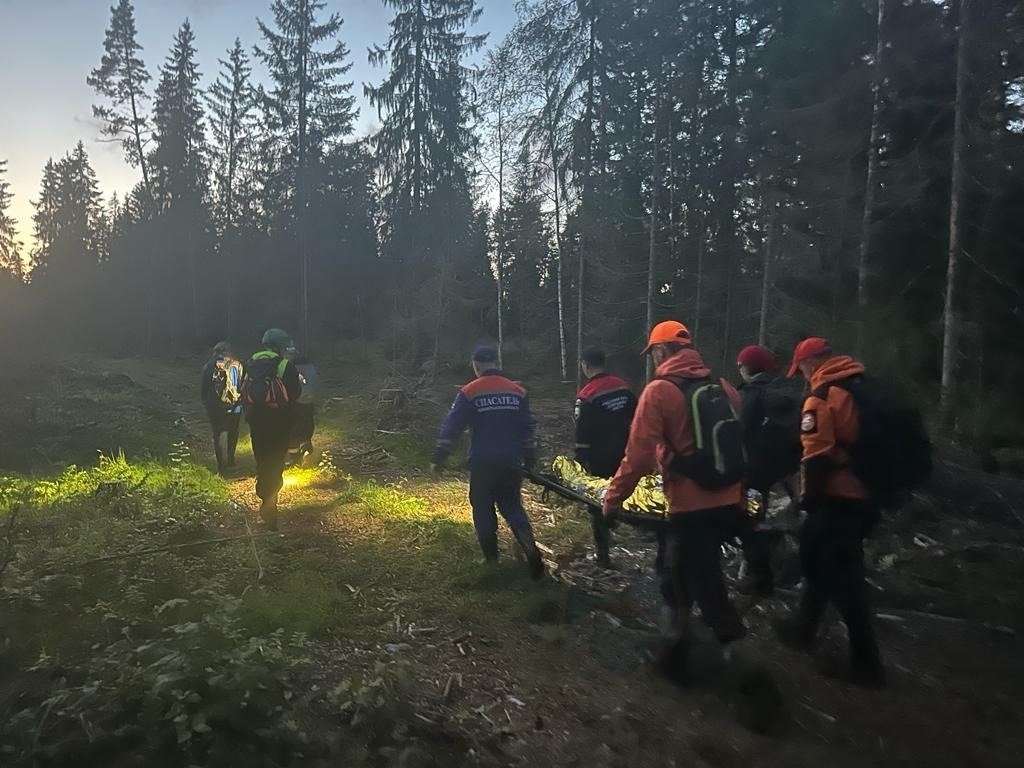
[801,411,818,434]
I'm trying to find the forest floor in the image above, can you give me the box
[2,353,1024,767]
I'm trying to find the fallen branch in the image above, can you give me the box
[885,608,1016,637]
[535,541,555,557]
[242,508,265,582]
[443,673,459,702]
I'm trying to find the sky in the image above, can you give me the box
[0,0,518,250]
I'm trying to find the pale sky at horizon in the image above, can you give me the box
[0,0,517,250]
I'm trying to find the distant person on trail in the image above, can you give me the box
[200,341,244,476]
[734,344,802,596]
[603,321,750,679]
[773,337,886,688]
[241,328,302,529]
[284,344,319,467]
[430,345,545,579]
[574,348,637,479]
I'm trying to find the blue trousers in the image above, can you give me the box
[468,462,532,542]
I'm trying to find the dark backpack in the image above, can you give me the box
[241,354,291,413]
[746,377,804,486]
[813,374,932,510]
[666,377,748,490]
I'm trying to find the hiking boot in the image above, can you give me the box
[594,551,615,570]
[259,493,280,530]
[479,535,499,564]
[513,527,545,580]
[655,633,691,684]
[772,615,815,654]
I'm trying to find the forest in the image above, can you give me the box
[1,0,1023,442]
[5,2,1024,766]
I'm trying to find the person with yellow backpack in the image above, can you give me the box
[200,341,244,476]
[241,329,302,527]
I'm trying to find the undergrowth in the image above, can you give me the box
[0,452,318,767]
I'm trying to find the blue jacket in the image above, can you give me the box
[432,370,536,466]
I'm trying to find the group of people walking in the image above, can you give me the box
[199,328,319,528]
[205,318,926,691]
[431,320,930,689]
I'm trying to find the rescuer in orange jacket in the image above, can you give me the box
[602,321,748,678]
[774,337,885,688]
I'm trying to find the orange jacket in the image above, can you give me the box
[604,349,743,515]
[800,356,868,501]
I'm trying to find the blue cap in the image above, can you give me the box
[472,345,498,364]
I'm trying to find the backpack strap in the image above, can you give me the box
[276,358,288,378]
[807,377,862,463]
[655,375,714,456]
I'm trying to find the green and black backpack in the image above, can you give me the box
[241,352,291,413]
[665,377,748,490]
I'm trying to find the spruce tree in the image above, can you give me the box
[206,39,257,232]
[366,0,486,226]
[0,160,25,281]
[256,0,358,346]
[30,159,60,271]
[151,20,207,209]
[31,143,106,276]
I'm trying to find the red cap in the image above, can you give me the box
[737,345,777,375]
[788,337,832,377]
[642,320,692,354]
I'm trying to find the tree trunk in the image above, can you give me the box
[645,96,659,382]
[719,0,740,369]
[941,0,971,428]
[577,16,597,386]
[549,117,568,381]
[694,228,704,341]
[297,0,310,349]
[496,99,505,369]
[758,205,776,347]
[576,235,584,386]
[856,0,886,354]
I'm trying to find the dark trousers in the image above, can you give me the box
[468,462,532,544]
[207,408,241,473]
[797,500,882,668]
[249,415,292,501]
[660,506,747,644]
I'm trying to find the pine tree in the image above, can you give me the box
[0,160,25,281]
[256,0,359,346]
[88,0,152,202]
